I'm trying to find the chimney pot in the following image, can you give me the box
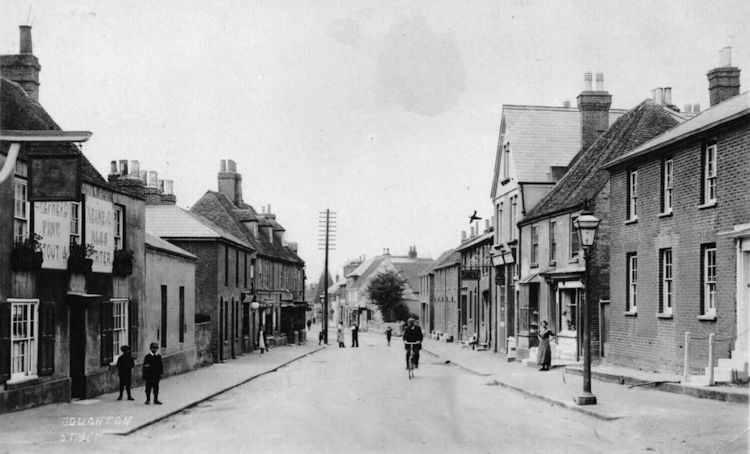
[147,171,158,187]
[720,46,732,67]
[684,104,692,113]
[220,160,227,172]
[228,160,237,173]
[462,231,467,241]
[139,170,148,184]
[19,26,32,54]
[583,71,593,91]
[158,179,165,192]
[164,180,174,195]
[110,161,119,175]
[693,103,701,113]
[267,204,272,213]
[119,160,129,176]
[663,87,672,105]
[651,89,656,103]
[563,100,570,108]
[130,160,140,176]
[595,72,604,91]
[655,87,664,105]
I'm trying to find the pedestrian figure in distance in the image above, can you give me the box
[258,325,268,354]
[537,320,555,371]
[385,326,393,346]
[307,319,312,331]
[351,323,359,347]
[318,329,325,345]
[403,318,423,369]
[337,323,346,348]
[116,345,134,401]
[143,342,163,405]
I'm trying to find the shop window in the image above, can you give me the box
[10,299,38,380]
[112,299,129,360]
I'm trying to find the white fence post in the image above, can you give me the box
[683,332,691,383]
[707,333,715,386]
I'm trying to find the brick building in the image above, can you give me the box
[489,73,627,355]
[421,249,460,341]
[604,52,748,378]
[456,229,494,346]
[1,27,147,411]
[517,100,684,363]
[191,160,306,345]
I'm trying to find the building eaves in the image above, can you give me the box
[604,91,750,169]
[455,231,494,252]
[146,204,252,250]
[145,231,197,260]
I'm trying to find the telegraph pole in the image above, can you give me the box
[318,209,336,344]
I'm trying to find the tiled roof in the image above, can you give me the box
[431,249,461,271]
[491,104,626,198]
[419,248,457,276]
[605,91,750,169]
[145,204,252,249]
[347,255,433,293]
[523,101,683,223]
[455,231,494,252]
[1,77,107,186]
[191,191,303,263]
[145,231,197,260]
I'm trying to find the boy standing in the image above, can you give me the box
[143,342,164,405]
[116,345,134,401]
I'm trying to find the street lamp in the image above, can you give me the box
[574,210,600,405]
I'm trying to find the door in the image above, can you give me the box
[459,294,468,340]
[600,299,610,357]
[69,303,86,399]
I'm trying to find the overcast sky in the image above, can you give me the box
[2,0,748,282]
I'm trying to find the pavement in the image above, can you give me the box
[0,334,326,451]
[420,336,749,421]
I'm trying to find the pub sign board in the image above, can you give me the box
[28,153,81,201]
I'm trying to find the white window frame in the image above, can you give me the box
[628,169,638,220]
[111,298,129,363]
[113,205,124,250]
[13,178,29,244]
[530,224,539,266]
[69,201,82,245]
[704,144,717,204]
[704,246,717,316]
[661,249,673,315]
[663,158,673,213]
[627,254,638,313]
[8,298,39,382]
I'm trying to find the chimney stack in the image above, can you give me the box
[577,71,612,151]
[461,231,467,241]
[663,87,672,106]
[707,46,741,107]
[408,246,417,259]
[0,26,41,101]
[217,159,243,207]
[108,158,146,197]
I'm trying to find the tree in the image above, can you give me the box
[366,270,408,322]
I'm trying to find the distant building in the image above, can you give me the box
[456,229,494,347]
[419,248,460,338]
[603,50,748,379]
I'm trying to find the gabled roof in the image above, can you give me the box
[420,248,459,276]
[346,254,433,294]
[432,250,461,271]
[1,77,106,186]
[191,191,304,263]
[605,91,750,169]
[491,104,627,198]
[522,101,684,223]
[145,204,252,249]
[328,275,347,293]
[145,231,197,260]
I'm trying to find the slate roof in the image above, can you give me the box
[431,249,461,271]
[346,254,433,293]
[491,105,627,198]
[191,190,303,263]
[455,231,494,252]
[145,231,197,260]
[522,101,684,223]
[605,91,750,169]
[1,77,106,186]
[419,248,458,276]
[145,204,252,249]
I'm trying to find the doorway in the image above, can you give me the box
[69,303,86,399]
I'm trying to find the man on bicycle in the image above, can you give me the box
[403,318,423,369]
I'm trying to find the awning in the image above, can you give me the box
[557,280,583,289]
[518,273,539,285]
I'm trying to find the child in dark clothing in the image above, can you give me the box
[143,342,164,405]
[116,345,135,401]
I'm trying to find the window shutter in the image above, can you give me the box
[128,300,139,359]
[100,299,114,365]
[38,301,56,376]
[0,302,11,384]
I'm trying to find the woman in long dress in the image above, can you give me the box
[337,323,345,348]
[258,325,267,354]
[537,320,554,371]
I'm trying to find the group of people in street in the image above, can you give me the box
[336,322,359,347]
[115,342,164,405]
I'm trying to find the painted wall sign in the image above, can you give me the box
[85,195,115,273]
[34,201,72,269]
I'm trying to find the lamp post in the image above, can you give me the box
[574,210,600,406]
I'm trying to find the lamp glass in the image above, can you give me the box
[250,302,260,311]
[575,214,600,248]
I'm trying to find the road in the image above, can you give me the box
[23,331,748,454]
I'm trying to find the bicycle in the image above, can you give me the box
[405,341,420,379]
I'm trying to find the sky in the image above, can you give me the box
[1,0,748,282]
